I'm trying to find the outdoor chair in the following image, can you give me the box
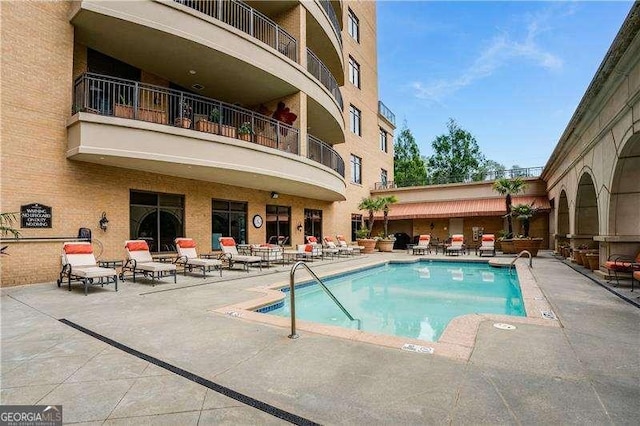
[604,251,640,287]
[336,235,363,254]
[305,236,331,259]
[478,234,496,257]
[322,236,347,257]
[250,244,284,267]
[219,237,263,272]
[174,238,223,278]
[57,242,118,295]
[122,240,177,285]
[446,234,464,256]
[632,268,640,292]
[412,235,431,255]
[294,243,322,261]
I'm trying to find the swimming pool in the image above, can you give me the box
[260,261,525,342]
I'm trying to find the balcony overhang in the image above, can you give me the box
[69,0,344,143]
[67,113,346,201]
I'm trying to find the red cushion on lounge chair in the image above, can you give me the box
[605,260,634,270]
[176,239,196,248]
[336,235,346,241]
[452,236,463,242]
[634,271,640,280]
[220,238,235,247]
[482,235,495,241]
[64,244,93,254]
[304,244,313,252]
[308,236,317,243]
[126,241,149,251]
[325,236,333,242]
[419,235,430,241]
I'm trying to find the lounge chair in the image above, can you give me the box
[412,235,431,255]
[478,234,496,257]
[219,237,263,271]
[632,268,640,292]
[604,251,640,287]
[250,244,284,267]
[57,242,118,295]
[322,236,345,257]
[122,240,177,285]
[293,243,322,261]
[175,238,223,277]
[306,236,332,259]
[336,235,363,254]
[446,234,464,256]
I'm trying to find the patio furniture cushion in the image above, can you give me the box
[176,238,197,248]
[126,241,149,251]
[71,266,118,279]
[64,243,94,254]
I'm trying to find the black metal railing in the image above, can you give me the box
[73,72,300,156]
[318,0,342,47]
[173,0,297,62]
[373,167,544,189]
[307,49,343,110]
[307,134,345,177]
[378,101,395,125]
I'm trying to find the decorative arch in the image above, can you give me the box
[608,132,640,236]
[557,189,570,236]
[575,171,599,237]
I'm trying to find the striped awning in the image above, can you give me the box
[377,196,551,220]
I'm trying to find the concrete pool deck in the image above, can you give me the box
[1,252,639,424]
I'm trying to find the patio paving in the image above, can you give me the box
[1,252,638,424]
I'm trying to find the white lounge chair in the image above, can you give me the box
[57,242,118,295]
[305,236,332,259]
[250,244,284,267]
[478,234,496,257]
[175,238,223,277]
[412,235,431,255]
[219,237,262,271]
[321,236,343,258]
[122,240,177,285]
[336,235,363,255]
[446,235,464,256]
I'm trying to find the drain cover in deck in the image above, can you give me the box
[493,323,516,330]
[401,343,434,354]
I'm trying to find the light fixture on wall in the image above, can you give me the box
[430,222,435,231]
[296,222,303,232]
[271,191,279,199]
[99,211,109,231]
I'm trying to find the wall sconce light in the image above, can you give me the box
[296,222,303,232]
[271,191,279,199]
[99,211,109,231]
[430,222,435,231]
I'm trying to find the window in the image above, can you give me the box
[381,169,388,186]
[351,214,363,242]
[350,154,362,184]
[379,128,388,152]
[130,191,184,252]
[348,9,359,43]
[266,205,290,244]
[349,105,361,136]
[304,209,323,242]
[212,199,247,249]
[348,56,360,88]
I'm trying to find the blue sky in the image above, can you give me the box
[377,1,633,168]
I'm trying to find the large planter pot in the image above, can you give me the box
[195,120,219,134]
[500,239,515,254]
[377,239,394,252]
[573,249,584,265]
[512,238,543,257]
[585,253,600,271]
[356,239,377,254]
[174,117,192,128]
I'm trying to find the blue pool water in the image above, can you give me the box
[261,261,525,342]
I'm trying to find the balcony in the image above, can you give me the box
[378,101,396,126]
[68,73,346,201]
[307,135,345,177]
[318,0,342,47]
[373,167,545,189]
[307,49,343,111]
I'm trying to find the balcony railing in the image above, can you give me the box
[307,49,343,110]
[318,0,342,47]
[373,167,544,189]
[173,0,297,62]
[378,101,395,125]
[307,134,345,177]
[73,72,300,156]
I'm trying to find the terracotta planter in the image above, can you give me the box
[138,108,167,124]
[220,124,237,138]
[500,239,515,254]
[174,117,192,128]
[579,250,590,266]
[512,238,543,257]
[238,133,252,142]
[585,253,600,271]
[256,134,276,148]
[195,120,219,134]
[114,103,134,119]
[356,238,377,254]
[377,239,394,252]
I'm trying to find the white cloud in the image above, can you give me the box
[412,4,566,102]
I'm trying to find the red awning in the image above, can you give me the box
[378,196,551,220]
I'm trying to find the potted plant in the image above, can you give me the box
[237,121,254,142]
[510,203,543,256]
[195,107,220,133]
[355,226,376,253]
[0,212,20,255]
[114,94,134,119]
[175,100,192,128]
[493,178,526,251]
[377,195,398,252]
[357,196,384,253]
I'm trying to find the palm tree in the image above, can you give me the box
[1,212,20,255]
[380,195,398,238]
[511,203,539,238]
[492,178,526,237]
[358,197,384,238]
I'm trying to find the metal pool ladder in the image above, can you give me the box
[288,261,361,339]
[509,250,533,273]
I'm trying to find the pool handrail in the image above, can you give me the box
[288,261,361,339]
[509,250,533,273]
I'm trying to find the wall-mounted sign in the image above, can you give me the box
[21,203,52,228]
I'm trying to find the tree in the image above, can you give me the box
[426,119,486,184]
[393,122,427,187]
[0,212,20,256]
[511,203,539,237]
[492,178,527,238]
[477,159,506,180]
[358,197,384,237]
[379,195,398,238]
